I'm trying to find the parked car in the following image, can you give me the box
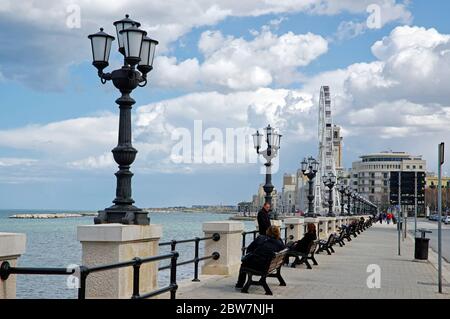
[443,215,450,225]
[428,214,450,224]
[428,214,439,221]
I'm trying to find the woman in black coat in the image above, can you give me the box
[235,226,285,288]
[292,223,317,253]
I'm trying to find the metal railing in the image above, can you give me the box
[158,233,221,282]
[241,225,294,256]
[0,251,179,299]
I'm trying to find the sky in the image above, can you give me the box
[0,0,449,210]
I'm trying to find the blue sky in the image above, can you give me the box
[0,0,449,210]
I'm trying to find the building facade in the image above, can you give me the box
[351,152,427,211]
[278,174,297,215]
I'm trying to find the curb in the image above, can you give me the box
[405,231,450,285]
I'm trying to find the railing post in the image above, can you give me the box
[78,266,88,300]
[241,233,246,257]
[132,257,142,299]
[192,238,200,282]
[202,221,244,276]
[77,224,162,298]
[170,252,179,300]
[0,233,26,299]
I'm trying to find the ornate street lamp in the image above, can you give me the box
[352,192,358,215]
[253,125,282,220]
[323,172,336,217]
[346,187,353,216]
[88,15,158,225]
[301,156,319,218]
[338,184,346,216]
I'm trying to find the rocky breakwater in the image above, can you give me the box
[9,212,97,219]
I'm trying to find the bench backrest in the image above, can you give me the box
[308,240,319,254]
[327,234,335,245]
[267,249,289,273]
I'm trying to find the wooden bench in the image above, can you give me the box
[317,234,336,255]
[285,240,319,269]
[241,248,288,295]
[334,229,347,247]
[337,226,352,242]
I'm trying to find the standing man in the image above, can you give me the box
[257,202,272,236]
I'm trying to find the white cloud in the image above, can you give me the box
[0,114,118,157]
[153,29,328,91]
[3,23,450,177]
[68,152,115,170]
[335,21,367,41]
[0,0,411,90]
[0,158,38,167]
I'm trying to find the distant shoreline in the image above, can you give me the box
[7,209,237,219]
[9,212,98,219]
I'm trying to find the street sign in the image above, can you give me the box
[439,142,445,165]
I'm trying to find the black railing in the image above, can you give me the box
[241,225,294,256]
[158,233,220,282]
[241,230,259,257]
[0,251,179,299]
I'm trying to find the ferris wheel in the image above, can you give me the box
[315,86,341,215]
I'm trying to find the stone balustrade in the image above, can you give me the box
[0,232,26,299]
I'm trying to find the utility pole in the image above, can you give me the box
[414,171,418,238]
[438,142,444,293]
[398,171,401,256]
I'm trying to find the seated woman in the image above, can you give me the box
[291,223,317,253]
[235,225,285,289]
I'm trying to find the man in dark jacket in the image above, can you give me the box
[257,202,271,236]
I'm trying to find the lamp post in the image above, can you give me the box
[352,192,358,215]
[253,125,282,220]
[301,157,319,218]
[346,187,352,216]
[323,172,336,217]
[88,15,158,225]
[338,184,346,216]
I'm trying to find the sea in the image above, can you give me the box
[0,209,255,299]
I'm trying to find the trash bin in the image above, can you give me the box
[415,229,432,260]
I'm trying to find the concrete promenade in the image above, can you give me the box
[168,224,450,299]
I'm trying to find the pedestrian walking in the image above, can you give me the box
[387,212,393,225]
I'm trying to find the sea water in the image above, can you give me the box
[0,209,254,299]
